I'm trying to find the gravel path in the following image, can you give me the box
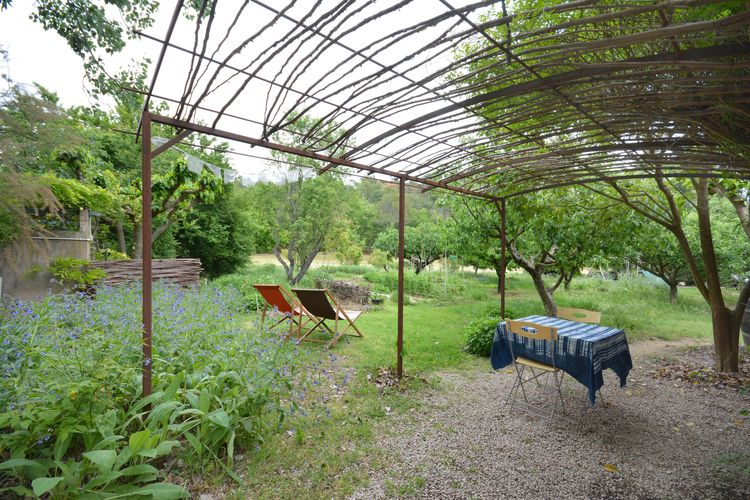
[351,344,750,499]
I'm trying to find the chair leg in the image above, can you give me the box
[298,318,326,342]
[259,304,267,330]
[550,371,565,419]
[517,365,529,403]
[507,372,521,413]
[529,367,542,387]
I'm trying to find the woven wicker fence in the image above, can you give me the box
[90,259,202,287]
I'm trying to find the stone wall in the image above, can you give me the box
[0,209,91,300]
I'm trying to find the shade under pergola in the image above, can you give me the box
[132,0,750,396]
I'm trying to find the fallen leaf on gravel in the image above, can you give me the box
[648,352,750,391]
[625,390,633,396]
[603,463,619,474]
[501,369,514,374]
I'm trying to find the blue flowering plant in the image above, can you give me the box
[0,282,307,497]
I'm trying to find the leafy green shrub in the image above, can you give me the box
[368,249,392,272]
[0,283,307,496]
[94,248,129,260]
[463,304,515,357]
[49,257,106,292]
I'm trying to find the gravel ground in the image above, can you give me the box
[350,344,750,499]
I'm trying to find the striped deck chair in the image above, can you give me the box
[253,284,319,340]
[291,288,364,348]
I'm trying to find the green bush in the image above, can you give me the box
[48,257,106,292]
[463,304,515,357]
[94,248,129,260]
[0,283,309,496]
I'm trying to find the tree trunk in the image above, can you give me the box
[712,306,740,372]
[272,244,294,283]
[508,241,557,316]
[669,284,678,305]
[291,236,325,285]
[133,223,143,259]
[563,272,574,290]
[494,265,502,293]
[695,179,739,372]
[115,221,127,255]
[414,260,424,275]
[529,270,557,316]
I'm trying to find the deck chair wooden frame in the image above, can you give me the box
[253,284,320,340]
[505,320,565,420]
[557,307,601,324]
[291,288,364,348]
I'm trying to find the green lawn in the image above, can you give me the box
[223,266,732,498]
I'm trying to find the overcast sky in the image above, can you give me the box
[0,1,278,182]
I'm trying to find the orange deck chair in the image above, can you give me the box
[253,284,320,340]
[291,288,364,348]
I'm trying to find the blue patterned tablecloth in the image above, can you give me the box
[490,315,633,405]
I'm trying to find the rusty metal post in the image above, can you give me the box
[397,177,405,379]
[500,198,507,319]
[141,111,153,398]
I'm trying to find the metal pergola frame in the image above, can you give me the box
[134,0,750,397]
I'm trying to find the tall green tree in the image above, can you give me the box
[374,221,450,275]
[444,197,505,289]
[593,177,750,371]
[446,189,635,316]
[265,114,350,284]
[633,220,691,304]
[175,184,254,278]
[0,84,232,259]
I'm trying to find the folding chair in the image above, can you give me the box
[557,307,601,324]
[505,320,565,420]
[291,288,364,348]
[253,284,320,340]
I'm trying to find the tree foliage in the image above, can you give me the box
[374,221,450,275]
[1,0,159,95]
[175,185,254,278]
[0,83,235,272]
[593,177,750,372]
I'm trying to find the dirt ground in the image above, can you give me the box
[351,341,750,499]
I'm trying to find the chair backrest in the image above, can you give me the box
[557,307,601,324]
[292,288,337,320]
[506,320,558,341]
[253,284,294,314]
